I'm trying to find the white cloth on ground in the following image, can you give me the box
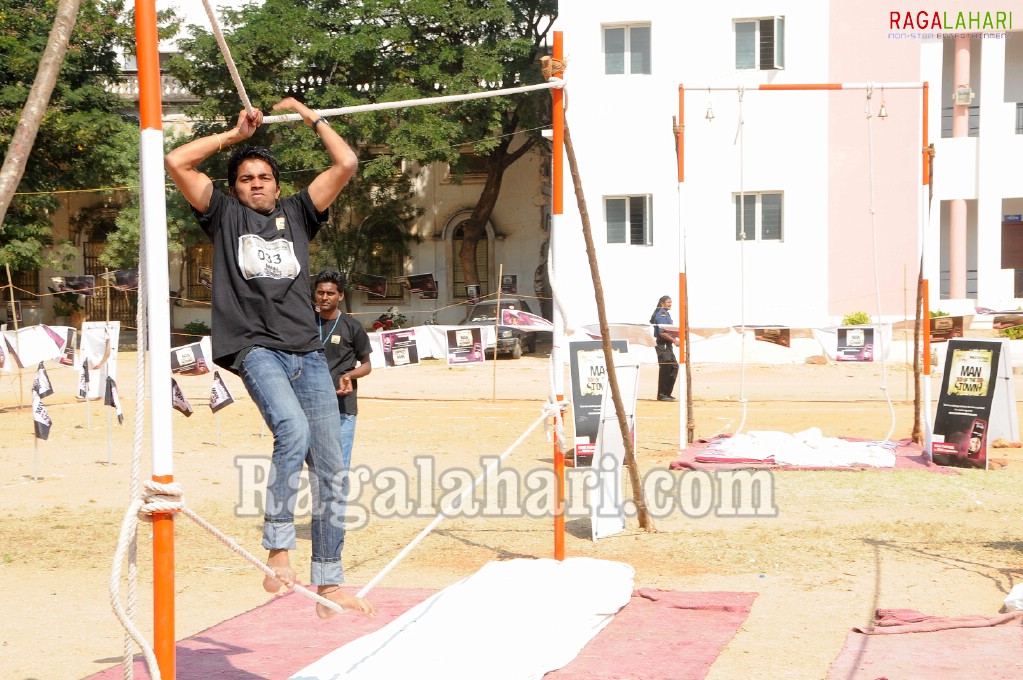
[705,427,897,467]
[289,557,635,680]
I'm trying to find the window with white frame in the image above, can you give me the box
[735,17,785,70]
[734,192,783,241]
[604,24,651,75]
[606,195,652,245]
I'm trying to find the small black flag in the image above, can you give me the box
[209,371,235,413]
[171,379,193,417]
[78,362,90,399]
[34,362,53,399]
[104,376,124,425]
[33,387,52,440]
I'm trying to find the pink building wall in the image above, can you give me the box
[827,0,1013,317]
[827,2,926,320]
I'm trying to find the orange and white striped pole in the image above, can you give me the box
[551,31,565,562]
[135,0,176,676]
[921,81,932,458]
[676,85,688,448]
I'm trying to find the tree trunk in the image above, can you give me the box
[0,0,82,230]
[459,157,506,295]
[458,120,537,295]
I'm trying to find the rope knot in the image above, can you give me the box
[542,399,569,450]
[138,480,184,521]
[541,399,568,419]
[540,56,568,80]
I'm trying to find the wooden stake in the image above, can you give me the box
[492,264,502,401]
[564,122,655,532]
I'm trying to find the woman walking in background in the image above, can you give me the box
[650,295,680,401]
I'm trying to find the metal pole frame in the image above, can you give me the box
[676,81,931,452]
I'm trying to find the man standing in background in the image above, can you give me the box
[314,270,373,473]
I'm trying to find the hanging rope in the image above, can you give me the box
[114,208,150,680]
[200,0,254,117]
[864,84,898,443]
[733,86,749,435]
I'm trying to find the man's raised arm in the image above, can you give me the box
[165,108,264,212]
[270,98,358,212]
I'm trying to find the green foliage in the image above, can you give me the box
[930,309,949,317]
[100,132,209,270]
[164,0,557,285]
[183,320,211,335]
[0,0,143,273]
[842,312,872,326]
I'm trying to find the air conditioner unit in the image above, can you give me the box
[954,86,974,105]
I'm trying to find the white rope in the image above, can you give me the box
[200,0,563,124]
[357,409,555,598]
[111,476,375,680]
[733,86,749,435]
[117,207,150,680]
[544,245,569,453]
[864,84,898,443]
[201,0,254,116]
[110,484,169,680]
[262,80,565,124]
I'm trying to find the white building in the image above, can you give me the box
[553,1,1022,330]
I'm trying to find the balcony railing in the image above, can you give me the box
[106,73,197,103]
[940,105,980,137]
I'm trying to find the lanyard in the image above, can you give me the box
[319,314,341,345]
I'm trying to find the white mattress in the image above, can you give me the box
[290,557,635,680]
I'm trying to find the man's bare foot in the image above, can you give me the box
[316,585,376,620]
[263,549,296,593]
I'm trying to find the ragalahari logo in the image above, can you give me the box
[890,10,1013,30]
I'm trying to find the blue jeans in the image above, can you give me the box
[240,347,346,586]
[339,412,357,474]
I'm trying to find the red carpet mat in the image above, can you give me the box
[88,587,755,680]
[827,608,1023,679]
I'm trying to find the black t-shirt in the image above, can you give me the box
[319,312,373,415]
[194,188,326,371]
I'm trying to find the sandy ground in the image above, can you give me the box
[2,346,1023,680]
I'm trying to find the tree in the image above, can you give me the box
[0,0,146,276]
[99,129,217,284]
[163,0,557,296]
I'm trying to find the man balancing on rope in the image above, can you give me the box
[165,98,374,619]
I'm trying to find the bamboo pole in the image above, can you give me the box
[492,264,503,401]
[4,263,24,407]
[563,122,655,532]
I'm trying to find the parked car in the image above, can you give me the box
[459,298,546,359]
